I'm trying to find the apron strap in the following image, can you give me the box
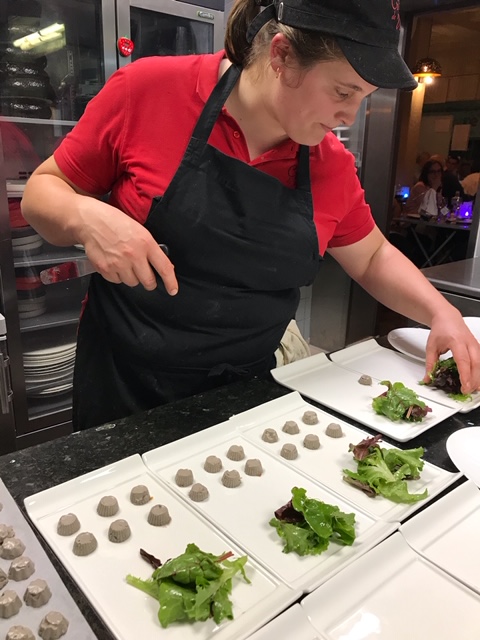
[192,62,311,193]
[191,63,242,143]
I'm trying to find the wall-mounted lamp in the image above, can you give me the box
[412,57,442,85]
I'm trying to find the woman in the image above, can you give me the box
[404,159,443,217]
[21,0,480,429]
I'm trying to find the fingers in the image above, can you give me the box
[423,343,438,384]
[146,244,178,295]
[95,243,178,295]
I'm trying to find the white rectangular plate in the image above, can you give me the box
[329,339,480,413]
[230,392,460,522]
[0,478,96,639]
[142,427,395,594]
[301,533,480,640]
[24,455,297,640]
[271,351,458,441]
[247,603,321,640]
[400,480,480,594]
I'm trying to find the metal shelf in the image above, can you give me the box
[14,243,85,268]
[19,279,87,332]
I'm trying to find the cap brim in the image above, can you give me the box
[337,37,418,91]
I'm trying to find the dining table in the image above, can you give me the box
[391,215,471,268]
[0,359,476,639]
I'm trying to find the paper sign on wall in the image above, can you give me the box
[451,124,471,151]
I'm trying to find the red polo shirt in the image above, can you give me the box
[54,51,374,256]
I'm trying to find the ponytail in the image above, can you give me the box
[224,0,264,66]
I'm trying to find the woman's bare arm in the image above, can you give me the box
[22,157,178,293]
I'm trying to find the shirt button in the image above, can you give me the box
[233,131,240,138]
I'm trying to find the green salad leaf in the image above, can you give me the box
[423,357,472,402]
[372,380,431,422]
[343,435,428,504]
[126,543,250,628]
[269,487,356,556]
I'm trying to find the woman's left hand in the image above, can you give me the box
[424,312,480,394]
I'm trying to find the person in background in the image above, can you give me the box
[413,150,431,183]
[20,0,480,430]
[441,155,465,207]
[461,161,480,200]
[404,159,443,216]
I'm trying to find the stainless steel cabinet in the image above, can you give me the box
[0,0,225,452]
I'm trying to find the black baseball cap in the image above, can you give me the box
[248,0,417,90]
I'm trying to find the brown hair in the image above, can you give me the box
[224,0,345,70]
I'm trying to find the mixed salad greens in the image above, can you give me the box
[269,486,356,556]
[423,357,472,402]
[126,543,250,628]
[343,434,428,504]
[372,380,432,422]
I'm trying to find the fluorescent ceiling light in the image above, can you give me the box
[13,23,65,51]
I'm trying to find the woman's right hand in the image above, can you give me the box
[78,204,178,294]
[22,157,178,295]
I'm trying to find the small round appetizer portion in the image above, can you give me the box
[6,625,35,640]
[282,420,299,434]
[1,537,26,560]
[303,433,320,450]
[280,443,298,460]
[175,468,194,487]
[358,374,373,386]
[24,579,52,608]
[325,422,344,438]
[204,455,222,473]
[261,428,278,443]
[244,458,263,476]
[148,504,171,526]
[8,556,35,581]
[108,519,131,543]
[189,483,209,502]
[226,445,245,461]
[72,532,98,557]
[0,589,22,619]
[38,611,69,639]
[0,525,15,543]
[57,513,81,536]
[130,485,150,505]
[96,496,119,517]
[302,410,319,425]
[222,470,241,488]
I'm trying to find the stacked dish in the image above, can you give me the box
[12,226,44,257]
[15,265,46,318]
[24,341,76,398]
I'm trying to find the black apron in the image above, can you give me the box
[73,63,321,430]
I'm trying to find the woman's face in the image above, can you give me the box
[267,52,377,146]
[426,163,443,189]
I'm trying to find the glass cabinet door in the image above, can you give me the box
[130,6,215,58]
[0,0,109,435]
[0,0,107,121]
[1,119,90,427]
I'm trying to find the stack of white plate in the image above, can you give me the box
[24,341,76,398]
[12,225,44,257]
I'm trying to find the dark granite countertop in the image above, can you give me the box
[0,374,478,639]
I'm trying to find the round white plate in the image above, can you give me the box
[387,317,480,362]
[446,427,480,487]
[387,327,433,362]
[23,343,77,358]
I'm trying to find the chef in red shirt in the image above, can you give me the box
[21,0,480,429]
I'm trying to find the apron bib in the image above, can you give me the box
[73,63,321,429]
